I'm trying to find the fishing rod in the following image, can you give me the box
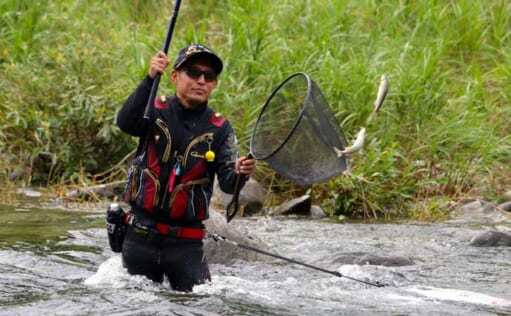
[209,233,386,288]
[144,0,183,120]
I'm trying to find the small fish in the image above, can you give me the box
[373,75,389,113]
[334,128,366,157]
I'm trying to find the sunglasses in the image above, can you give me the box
[183,67,217,82]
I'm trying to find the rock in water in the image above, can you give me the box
[210,178,266,216]
[498,201,511,213]
[268,195,311,216]
[203,208,269,264]
[239,179,267,215]
[449,200,510,224]
[355,254,414,267]
[502,191,511,202]
[65,181,125,200]
[331,252,414,267]
[16,187,42,198]
[310,205,327,219]
[469,231,511,247]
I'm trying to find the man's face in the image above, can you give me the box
[171,57,218,108]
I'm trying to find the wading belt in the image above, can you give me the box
[154,223,205,240]
[126,209,206,240]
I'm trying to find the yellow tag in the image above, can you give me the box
[205,150,215,162]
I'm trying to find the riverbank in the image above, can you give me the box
[3,181,511,225]
[1,0,510,218]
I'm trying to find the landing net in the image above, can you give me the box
[250,73,347,186]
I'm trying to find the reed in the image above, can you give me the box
[1,0,510,218]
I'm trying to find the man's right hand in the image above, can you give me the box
[149,51,170,79]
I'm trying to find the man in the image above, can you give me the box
[116,44,256,292]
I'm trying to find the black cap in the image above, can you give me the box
[173,44,223,75]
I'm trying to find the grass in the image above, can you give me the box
[1,0,510,219]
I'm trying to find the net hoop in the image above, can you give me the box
[250,72,311,161]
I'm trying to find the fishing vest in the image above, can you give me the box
[123,96,227,225]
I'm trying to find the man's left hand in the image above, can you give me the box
[235,156,256,176]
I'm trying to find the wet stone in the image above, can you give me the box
[310,205,327,219]
[469,231,511,247]
[268,195,311,216]
[65,181,125,200]
[211,178,266,216]
[332,252,414,267]
[355,254,415,267]
[498,201,511,213]
[502,191,511,202]
[449,200,511,224]
[16,187,42,198]
[203,208,269,264]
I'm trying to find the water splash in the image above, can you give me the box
[407,286,511,308]
[84,255,159,292]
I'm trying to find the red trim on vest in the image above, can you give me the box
[154,97,168,109]
[168,168,177,194]
[209,112,226,127]
[143,142,160,213]
[147,142,161,176]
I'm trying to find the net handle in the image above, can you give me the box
[249,72,312,161]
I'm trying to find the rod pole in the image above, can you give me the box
[210,233,386,288]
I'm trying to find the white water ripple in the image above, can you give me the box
[406,286,511,308]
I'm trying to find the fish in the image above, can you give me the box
[334,128,366,157]
[335,74,388,157]
[374,75,389,113]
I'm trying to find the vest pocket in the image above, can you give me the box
[169,187,188,221]
[123,162,143,203]
[168,180,210,222]
[134,168,160,213]
[191,186,210,221]
[123,149,149,203]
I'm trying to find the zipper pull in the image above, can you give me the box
[205,137,215,162]
[190,151,204,158]
[175,156,183,176]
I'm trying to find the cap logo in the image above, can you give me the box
[185,45,210,56]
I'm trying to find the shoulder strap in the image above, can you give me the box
[208,111,226,128]
[154,95,169,110]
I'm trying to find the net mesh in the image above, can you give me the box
[251,73,347,186]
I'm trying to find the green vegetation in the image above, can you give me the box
[1,0,510,218]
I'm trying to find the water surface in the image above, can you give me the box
[1,204,510,315]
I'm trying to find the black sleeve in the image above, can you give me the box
[214,123,248,194]
[116,75,154,137]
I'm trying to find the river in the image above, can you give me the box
[1,203,510,315]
